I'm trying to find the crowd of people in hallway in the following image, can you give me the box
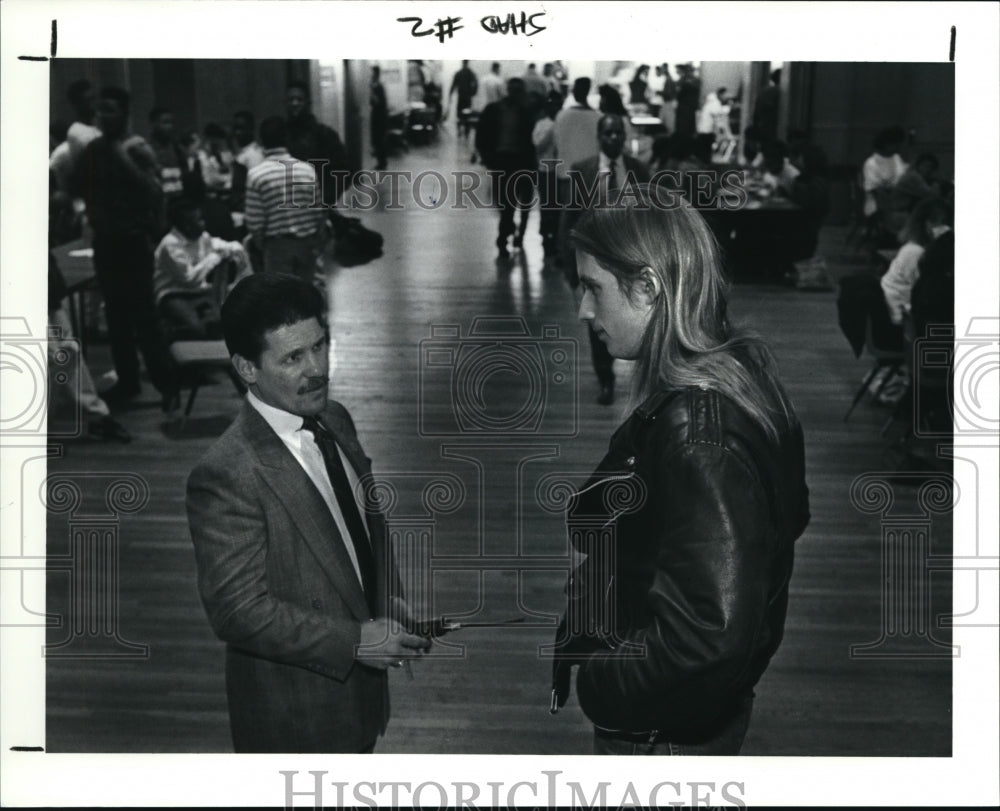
[46,62,956,442]
[48,77,354,440]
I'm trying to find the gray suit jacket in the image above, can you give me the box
[187,398,398,753]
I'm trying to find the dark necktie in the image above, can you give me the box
[302,416,378,617]
[607,160,618,194]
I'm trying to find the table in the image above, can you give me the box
[50,238,98,356]
[703,190,808,282]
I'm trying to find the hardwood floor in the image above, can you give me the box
[43,132,952,755]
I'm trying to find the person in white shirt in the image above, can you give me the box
[762,141,801,196]
[479,62,506,107]
[229,111,264,215]
[65,79,102,163]
[232,111,266,171]
[862,126,908,218]
[697,87,732,136]
[553,78,600,184]
[880,197,951,326]
[154,198,248,340]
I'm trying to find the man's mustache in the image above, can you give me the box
[298,377,329,394]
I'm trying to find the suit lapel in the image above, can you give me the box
[238,401,371,622]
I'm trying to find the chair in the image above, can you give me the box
[167,260,246,424]
[843,316,906,421]
[837,272,906,422]
[846,170,903,257]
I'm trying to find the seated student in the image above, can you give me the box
[880,197,951,326]
[862,126,908,219]
[789,144,832,262]
[739,125,766,168]
[761,140,801,196]
[886,153,940,234]
[153,198,248,341]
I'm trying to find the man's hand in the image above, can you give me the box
[357,617,431,671]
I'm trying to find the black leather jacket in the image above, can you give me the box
[557,385,809,740]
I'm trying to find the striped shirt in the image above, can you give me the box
[245,148,326,239]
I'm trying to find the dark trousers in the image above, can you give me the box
[372,110,388,169]
[492,155,535,247]
[538,170,560,254]
[92,231,177,395]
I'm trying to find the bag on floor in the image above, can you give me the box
[793,255,833,291]
[329,210,384,267]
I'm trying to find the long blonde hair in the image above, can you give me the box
[570,185,793,440]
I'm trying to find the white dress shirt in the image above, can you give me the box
[247,389,369,586]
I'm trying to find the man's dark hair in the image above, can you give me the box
[762,140,789,162]
[222,273,327,363]
[717,86,728,96]
[100,86,131,115]
[770,68,782,85]
[66,79,92,107]
[506,77,525,97]
[50,119,71,144]
[167,196,202,228]
[258,116,287,149]
[597,113,624,135]
[873,125,906,152]
[915,152,940,171]
[148,105,171,123]
[491,62,501,73]
[572,77,591,102]
[203,122,228,140]
[287,79,311,99]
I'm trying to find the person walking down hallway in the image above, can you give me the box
[448,60,479,140]
[370,66,389,171]
[72,86,179,410]
[286,79,351,207]
[479,62,506,107]
[533,90,565,262]
[476,78,537,259]
[245,116,328,282]
[675,63,701,138]
[560,113,651,406]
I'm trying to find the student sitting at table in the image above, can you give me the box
[789,144,832,260]
[885,153,941,235]
[880,197,951,327]
[862,126,908,218]
[761,141,800,197]
[153,198,249,341]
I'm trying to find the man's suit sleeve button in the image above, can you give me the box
[311,599,322,609]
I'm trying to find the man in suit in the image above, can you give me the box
[186,273,429,753]
[560,113,652,405]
